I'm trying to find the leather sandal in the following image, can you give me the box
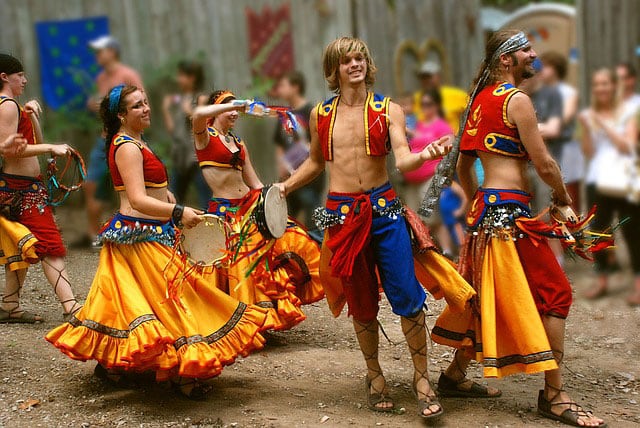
[413,381,444,420]
[538,388,607,427]
[172,378,213,401]
[0,308,43,324]
[365,376,395,413]
[438,372,502,398]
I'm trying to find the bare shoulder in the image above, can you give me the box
[387,101,404,119]
[0,98,19,121]
[507,91,535,120]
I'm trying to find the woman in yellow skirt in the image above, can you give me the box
[190,90,324,332]
[46,85,268,399]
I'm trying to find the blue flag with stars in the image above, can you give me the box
[35,16,109,110]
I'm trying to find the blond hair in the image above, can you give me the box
[322,37,377,93]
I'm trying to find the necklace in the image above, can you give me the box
[339,98,365,107]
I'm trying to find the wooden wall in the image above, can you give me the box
[577,0,640,102]
[3,0,482,102]
[2,0,482,183]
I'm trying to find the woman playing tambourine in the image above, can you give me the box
[191,90,324,332]
[46,85,268,399]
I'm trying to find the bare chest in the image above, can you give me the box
[331,106,366,155]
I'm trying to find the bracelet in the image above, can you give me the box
[172,204,185,226]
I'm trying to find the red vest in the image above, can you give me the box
[108,134,168,191]
[460,82,527,159]
[0,96,36,145]
[316,92,391,161]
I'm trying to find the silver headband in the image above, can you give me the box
[418,31,530,218]
[491,31,530,64]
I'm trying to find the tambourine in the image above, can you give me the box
[46,148,87,206]
[180,214,228,267]
[254,185,288,239]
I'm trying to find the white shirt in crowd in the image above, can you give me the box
[584,102,637,185]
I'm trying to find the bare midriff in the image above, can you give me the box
[2,156,41,178]
[201,166,250,199]
[117,186,171,221]
[478,151,530,193]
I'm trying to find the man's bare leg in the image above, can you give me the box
[542,315,605,427]
[353,318,393,410]
[41,257,81,315]
[401,310,442,416]
[0,267,42,320]
[442,349,501,396]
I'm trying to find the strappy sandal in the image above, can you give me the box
[93,364,135,389]
[0,308,43,324]
[412,381,444,420]
[172,378,213,401]
[438,372,501,398]
[537,386,607,427]
[62,301,83,322]
[364,375,395,413]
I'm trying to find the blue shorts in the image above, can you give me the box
[320,183,426,321]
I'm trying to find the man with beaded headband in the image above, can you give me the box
[429,30,606,427]
[0,53,82,323]
[277,37,477,420]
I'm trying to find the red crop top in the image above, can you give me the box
[195,127,246,171]
[460,82,527,159]
[0,96,36,146]
[108,134,168,191]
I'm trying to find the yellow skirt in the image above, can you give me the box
[0,216,39,270]
[46,240,268,381]
[433,235,558,378]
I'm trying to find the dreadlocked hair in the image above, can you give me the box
[469,29,522,93]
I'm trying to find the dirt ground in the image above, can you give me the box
[0,209,639,428]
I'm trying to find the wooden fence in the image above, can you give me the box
[577,0,640,103]
[2,0,483,183]
[3,0,482,103]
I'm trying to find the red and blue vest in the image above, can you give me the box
[460,82,527,159]
[316,92,391,161]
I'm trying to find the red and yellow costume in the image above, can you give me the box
[0,96,65,270]
[199,127,324,331]
[314,93,475,322]
[432,82,573,377]
[46,134,268,381]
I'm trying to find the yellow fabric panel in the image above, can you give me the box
[433,238,558,378]
[0,216,39,270]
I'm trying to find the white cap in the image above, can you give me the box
[88,35,120,53]
[417,60,441,76]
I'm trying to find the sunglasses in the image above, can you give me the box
[421,101,435,107]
